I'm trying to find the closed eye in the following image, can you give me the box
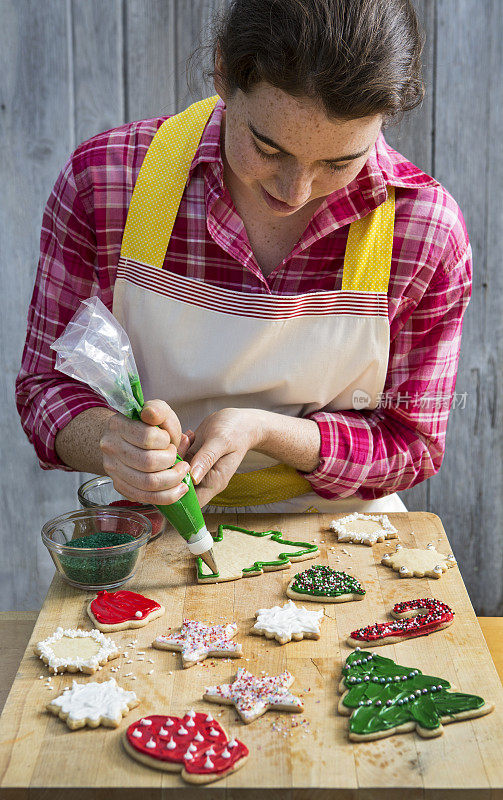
[252,138,350,173]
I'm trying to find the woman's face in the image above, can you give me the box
[217,82,383,218]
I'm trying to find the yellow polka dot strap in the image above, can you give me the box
[210,464,312,507]
[341,186,395,293]
[120,95,220,269]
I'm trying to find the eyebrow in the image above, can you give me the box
[248,122,371,164]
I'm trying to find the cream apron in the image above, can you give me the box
[113,96,407,514]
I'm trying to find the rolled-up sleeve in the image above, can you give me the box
[301,242,472,500]
[15,159,109,470]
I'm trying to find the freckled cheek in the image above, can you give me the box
[225,140,273,184]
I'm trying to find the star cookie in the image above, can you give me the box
[123,711,249,784]
[47,678,138,730]
[152,621,243,668]
[381,543,456,579]
[34,627,120,674]
[251,600,324,645]
[87,589,165,632]
[347,598,455,648]
[287,565,365,603]
[330,513,398,546]
[196,524,319,583]
[204,667,304,723]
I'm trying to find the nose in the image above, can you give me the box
[276,164,313,207]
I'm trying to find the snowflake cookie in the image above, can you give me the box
[381,543,456,579]
[330,513,398,546]
[251,600,324,645]
[34,627,120,674]
[123,711,249,784]
[153,621,243,668]
[204,668,304,723]
[47,678,138,730]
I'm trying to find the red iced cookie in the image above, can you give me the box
[87,590,165,632]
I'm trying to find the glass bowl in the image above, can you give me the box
[41,508,151,591]
[78,476,166,540]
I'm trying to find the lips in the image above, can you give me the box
[260,186,303,213]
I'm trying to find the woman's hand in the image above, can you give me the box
[99,399,194,506]
[185,408,266,508]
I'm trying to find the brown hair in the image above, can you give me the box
[204,0,425,121]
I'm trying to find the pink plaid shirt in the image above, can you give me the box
[16,99,472,501]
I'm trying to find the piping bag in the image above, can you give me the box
[51,297,218,573]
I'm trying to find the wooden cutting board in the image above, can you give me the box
[1,511,502,799]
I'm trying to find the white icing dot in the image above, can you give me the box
[188,743,197,752]
[204,756,214,769]
[194,731,204,742]
[186,717,195,727]
[146,738,156,749]
[205,746,215,756]
[166,738,176,750]
[399,566,408,573]
[178,726,188,735]
[131,729,142,738]
[205,713,213,722]
[140,718,152,726]
[159,727,168,736]
[228,739,238,748]
[134,611,143,618]
[165,718,174,726]
[184,750,193,760]
[221,748,231,758]
[187,709,196,717]
[209,727,220,737]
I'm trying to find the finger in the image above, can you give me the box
[189,438,228,484]
[194,486,217,509]
[108,413,172,451]
[177,432,192,459]
[104,455,190,497]
[101,435,179,472]
[141,400,183,449]
[112,474,190,507]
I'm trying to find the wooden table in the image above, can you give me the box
[1,512,502,799]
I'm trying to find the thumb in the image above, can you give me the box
[140,400,166,426]
[190,440,224,484]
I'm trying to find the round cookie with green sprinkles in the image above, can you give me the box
[286,565,365,603]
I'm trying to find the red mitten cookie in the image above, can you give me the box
[123,710,248,784]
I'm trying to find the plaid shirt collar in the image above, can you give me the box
[187,98,438,252]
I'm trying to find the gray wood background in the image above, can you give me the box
[1,0,501,614]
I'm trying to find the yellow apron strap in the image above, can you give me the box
[341,187,395,293]
[209,464,312,507]
[120,95,219,268]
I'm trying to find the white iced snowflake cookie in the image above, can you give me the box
[34,627,120,674]
[329,513,398,546]
[47,678,138,730]
[251,600,324,645]
[381,543,457,579]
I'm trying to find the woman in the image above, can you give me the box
[16,0,471,516]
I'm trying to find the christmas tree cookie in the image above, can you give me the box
[196,525,319,584]
[287,565,365,603]
[338,649,493,741]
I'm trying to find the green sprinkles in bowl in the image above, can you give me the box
[59,531,138,586]
[287,565,365,603]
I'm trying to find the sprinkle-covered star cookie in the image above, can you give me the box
[381,543,456,579]
[287,565,365,603]
[152,620,243,668]
[330,513,398,546]
[204,667,304,723]
[47,678,138,730]
[251,600,324,645]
